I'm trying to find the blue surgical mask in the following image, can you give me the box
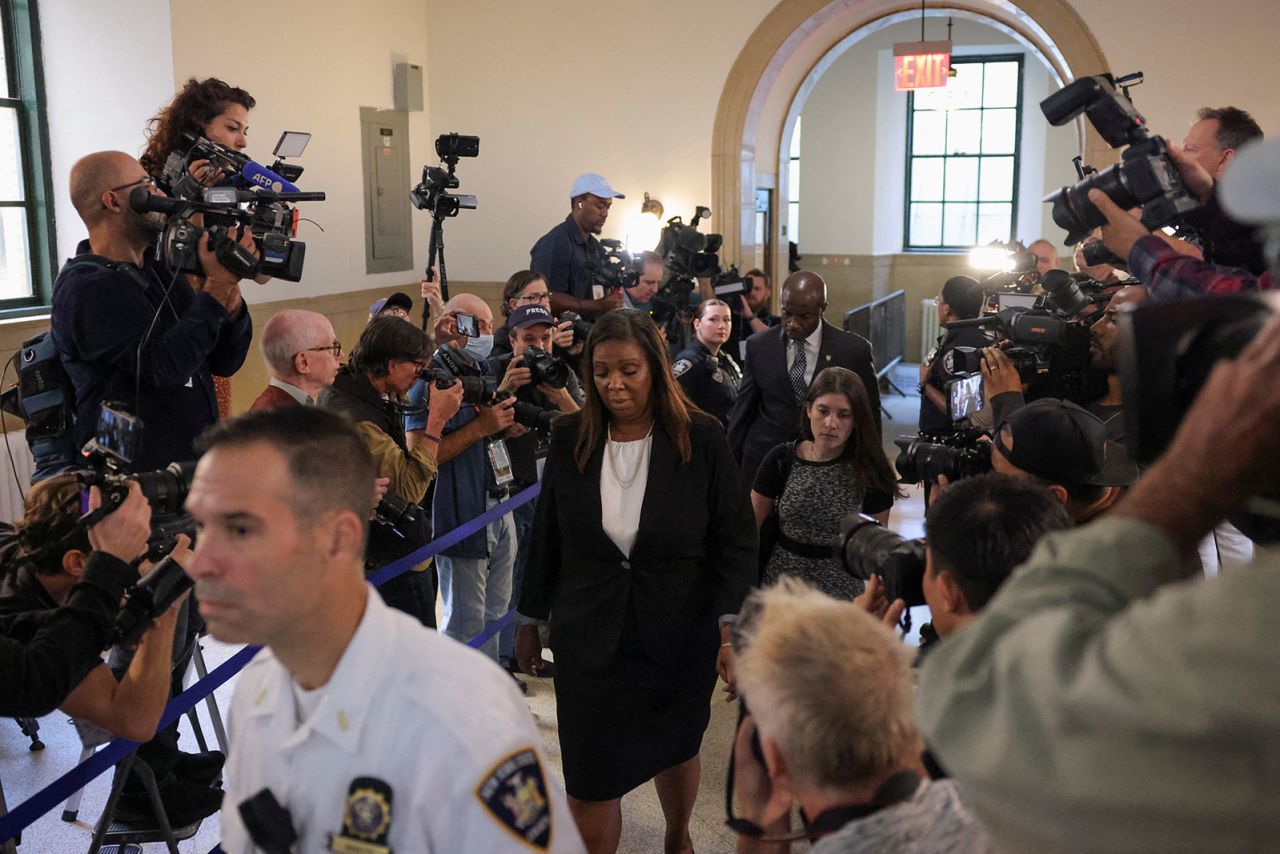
[464,334,494,361]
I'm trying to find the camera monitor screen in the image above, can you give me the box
[948,374,985,422]
[273,131,311,159]
[94,404,142,464]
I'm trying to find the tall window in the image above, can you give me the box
[786,115,801,245]
[904,55,1022,250]
[0,0,55,310]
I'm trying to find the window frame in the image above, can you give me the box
[786,114,801,245]
[902,53,1024,252]
[0,0,57,314]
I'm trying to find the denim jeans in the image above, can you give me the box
[498,497,537,664]
[437,496,517,661]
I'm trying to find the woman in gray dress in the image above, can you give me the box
[750,367,902,600]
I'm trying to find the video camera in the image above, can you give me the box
[410,132,479,219]
[650,207,745,325]
[74,405,196,563]
[152,131,322,282]
[1041,73,1199,245]
[592,239,642,292]
[129,183,324,284]
[946,275,1108,404]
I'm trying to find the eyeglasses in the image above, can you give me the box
[108,175,156,194]
[516,291,551,304]
[302,341,342,357]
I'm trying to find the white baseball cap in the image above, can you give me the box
[570,173,625,200]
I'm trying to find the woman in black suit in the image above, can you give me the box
[517,309,757,854]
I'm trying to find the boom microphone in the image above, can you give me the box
[129,185,187,215]
[240,160,300,194]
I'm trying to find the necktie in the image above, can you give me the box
[789,338,807,401]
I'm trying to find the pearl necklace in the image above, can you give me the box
[606,422,654,489]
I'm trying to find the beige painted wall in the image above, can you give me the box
[422,0,779,285]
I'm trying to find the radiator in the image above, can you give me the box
[0,432,35,523]
[920,299,941,362]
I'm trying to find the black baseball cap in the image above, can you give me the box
[509,305,555,330]
[995,398,1139,487]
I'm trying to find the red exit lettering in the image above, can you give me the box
[894,51,951,91]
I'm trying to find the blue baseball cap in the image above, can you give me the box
[509,304,555,330]
[570,173,624,200]
[370,292,413,317]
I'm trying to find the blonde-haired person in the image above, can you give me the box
[730,579,992,853]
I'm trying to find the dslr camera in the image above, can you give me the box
[837,515,928,634]
[1041,73,1199,245]
[74,405,196,563]
[893,428,992,485]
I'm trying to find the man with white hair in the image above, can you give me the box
[250,310,342,410]
[730,579,991,853]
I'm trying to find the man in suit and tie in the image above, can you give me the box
[727,271,880,487]
[249,310,343,411]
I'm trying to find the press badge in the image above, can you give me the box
[488,438,515,486]
[591,284,604,300]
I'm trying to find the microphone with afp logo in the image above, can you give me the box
[329,777,395,854]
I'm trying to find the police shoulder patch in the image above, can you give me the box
[475,746,552,851]
[672,358,693,377]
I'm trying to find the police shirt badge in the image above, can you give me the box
[672,358,692,377]
[476,747,553,850]
[942,349,956,376]
[329,777,394,854]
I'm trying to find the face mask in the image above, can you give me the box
[464,334,494,361]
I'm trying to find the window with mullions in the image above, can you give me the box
[904,55,1022,250]
[0,0,55,309]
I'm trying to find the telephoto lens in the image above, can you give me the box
[837,514,928,607]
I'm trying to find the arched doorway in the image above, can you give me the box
[712,0,1110,288]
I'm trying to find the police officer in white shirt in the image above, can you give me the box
[182,407,584,853]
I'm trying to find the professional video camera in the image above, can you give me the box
[1041,72,1199,245]
[946,274,1108,404]
[893,428,992,485]
[592,239,641,292]
[969,240,1041,292]
[129,181,324,283]
[74,405,196,563]
[410,132,479,219]
[410,132,479,304]
[650,207,746,325]
[837,515,927,635]
[152,131,322,282]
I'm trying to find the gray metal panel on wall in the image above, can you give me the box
[360,107,414,274]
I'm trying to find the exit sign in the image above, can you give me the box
[894,40,952,91]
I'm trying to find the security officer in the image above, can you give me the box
[184,407,584,853]
[673,298,743,427]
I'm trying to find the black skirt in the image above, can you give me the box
[553,606,719,801]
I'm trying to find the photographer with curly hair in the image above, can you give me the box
[140,77,256,194]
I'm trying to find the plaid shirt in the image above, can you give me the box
[1130,235,1274,301]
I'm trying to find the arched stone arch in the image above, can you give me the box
[712,0,1109,284]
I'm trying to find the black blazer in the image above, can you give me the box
[520,413,757,673]
[727,320,880,487]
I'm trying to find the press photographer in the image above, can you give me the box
[318,315,464,626]
[914,261,1280,851]
[728,579,991,853]
[918,276,986,435]
[51,151,254,473]
[0,477,223,826]
[0,480,150,718]
[845,474,1071,653]
[425,294,522,661]
[531,173,627,318]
